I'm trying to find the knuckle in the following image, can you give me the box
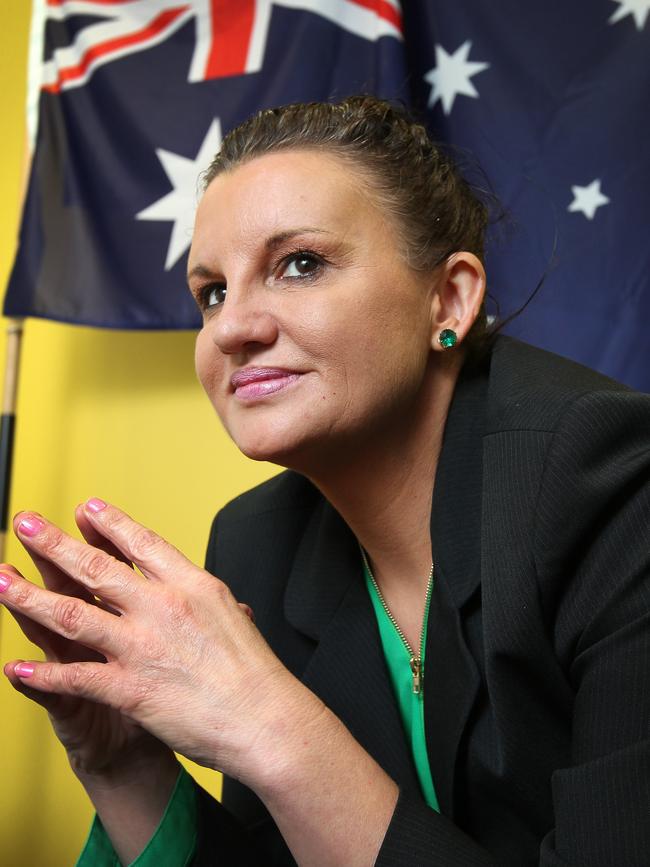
[100,507,126,532]
[166,593,196,626]
[39,665,54,688]
[113,572,137,602]
[60,662,107,697]
[53,597,84,637]
[61,662,86,692]
[11,582,33,608]
[212,579,234,608]
[39,527,65,558]
[120,678,151,717]
[215,579,231,601]
[78,549,111,585]
[200,572,229,600]
[129,527,160,561]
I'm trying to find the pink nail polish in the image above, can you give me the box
[0,573,11,592]
[14,662,35,678]
[18,515,46,537]
[86,497,107,513]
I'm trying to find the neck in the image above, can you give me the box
[305,357,461,597]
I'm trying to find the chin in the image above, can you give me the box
[230,419,338,472]
[228,423,309,467]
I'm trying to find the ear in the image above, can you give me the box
[429,252,486,352]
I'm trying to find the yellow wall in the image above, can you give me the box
[0,9,276,865]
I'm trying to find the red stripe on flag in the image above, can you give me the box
[347,0,403,31]
[204,0,257,78]
[43,6,190,93]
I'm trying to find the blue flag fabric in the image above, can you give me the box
[5,0,649,390]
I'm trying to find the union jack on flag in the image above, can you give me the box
[5,0,650,389]
[40,0,403,93]
[8,0,406,329]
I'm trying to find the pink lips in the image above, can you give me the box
[230,367,302,401]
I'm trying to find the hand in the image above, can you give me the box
[1,499,297,784]
[3,504,172,784]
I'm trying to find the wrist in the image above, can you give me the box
[242,685,399,867]
[242,681,334,798]
[76,749,184,866]
[73,741,179,795]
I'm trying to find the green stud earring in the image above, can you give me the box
[438,329,457,349]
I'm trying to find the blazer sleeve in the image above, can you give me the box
[534,389,650,865]
[376,387,650,867]
[191,783,281,867]
[190,509,299,867]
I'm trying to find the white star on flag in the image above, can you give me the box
[609,0,650,29]
[568,179,611,220]
[137,119,223,270]
[424,41,490,115]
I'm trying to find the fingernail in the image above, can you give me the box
[86,497,107,513]
[17,515,46,537]
[14,662,35,678]
[0,573,11,592]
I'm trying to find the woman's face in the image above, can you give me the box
[189,149,440,468]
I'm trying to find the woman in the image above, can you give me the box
[2,96,649,866]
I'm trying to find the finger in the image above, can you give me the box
[11,512,107,608]
[7,607,105,664]
[75,505,133,615]
[6,521,99,607]
[75,504,134,569]
[7,605,60,658]
[9,658,124,711]
[13,511,148,611]
[80,498,205,585]
[4,660,78,715]
[3,554,121,622]
[0,563,94,659]
[0,561,117,650]
[0,570,125,657]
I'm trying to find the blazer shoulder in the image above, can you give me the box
[486,336,638,433]
[215,469,321,524]
[204,470,324,585]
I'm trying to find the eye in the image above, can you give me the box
[199,283,226,310]
[277,251,322,279]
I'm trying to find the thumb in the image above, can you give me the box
[238,602,255,623]
[4,659,69,715]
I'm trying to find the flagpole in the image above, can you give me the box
[0,318,24,564]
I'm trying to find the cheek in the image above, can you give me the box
[194,330,223,406]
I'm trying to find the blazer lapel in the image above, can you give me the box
[283,354,491,812]
[284,499,422,794]
[425,361,488,817]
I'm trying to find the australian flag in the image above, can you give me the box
[5,0,650,390]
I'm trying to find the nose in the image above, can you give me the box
[209,292,279,355]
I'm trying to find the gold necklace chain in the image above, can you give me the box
[361,548,434,695]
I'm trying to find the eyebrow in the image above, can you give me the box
[187,227,333,283]
[186,263,220,285]
[264,227,332,250]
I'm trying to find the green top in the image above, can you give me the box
[75,765,197,867]
[77,563,439,865]
[363,557,440,812]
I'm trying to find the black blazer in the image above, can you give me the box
[193,336,650,867]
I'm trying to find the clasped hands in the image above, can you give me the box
[1,497,301,786]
